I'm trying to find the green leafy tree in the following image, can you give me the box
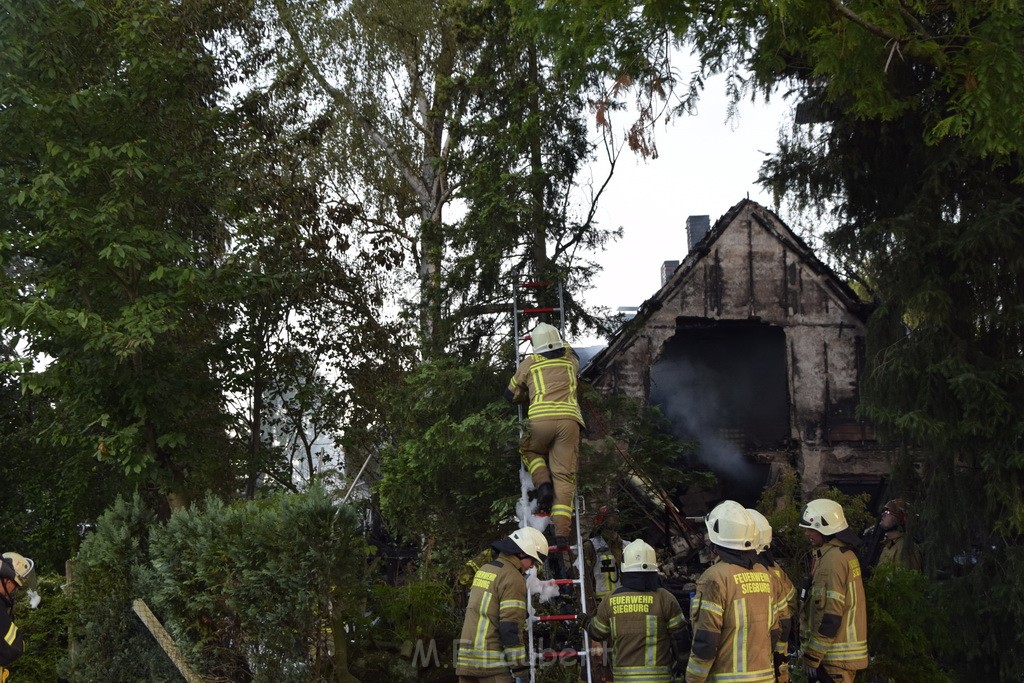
[864,564,953,683]
[376,358,521,576]
[216,81,407,497]
[270,0,616,358]
[0,342,129,572]
[0,0,241,509]
[67,489,371,682]
[148,489,370,682]
[5,574,71,682]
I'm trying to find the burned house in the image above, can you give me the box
[583,199,888,507]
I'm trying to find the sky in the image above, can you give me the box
[577,76,793,323]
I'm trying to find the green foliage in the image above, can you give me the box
[8,574,71,682]
[368,579,460,645]
[147,489,369,682]
[66,488,372,682]
[864,564,952,683]
[64,494,178,682]
[377,358,521,576]
[0,355,129,573]
[756,467,808,584]
[935,543,1024,682]
[0,0,239,501]
[357,579,461,680]
[272,0,612,358]
[216,75,407,495]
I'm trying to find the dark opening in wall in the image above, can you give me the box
[649,320,789,505]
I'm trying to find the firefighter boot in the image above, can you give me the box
[534,482,554,514]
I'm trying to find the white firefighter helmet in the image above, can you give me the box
[621,539,658,572]
[746,508,772,553]
[1,552,37,589]
[799,498,849,534]
[705,500,756,550]
[509,527,549,562]
[531,323,564,353]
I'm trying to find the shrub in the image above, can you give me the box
[148,488,370,682]
[864,564,952,682]
[63,493,178,682]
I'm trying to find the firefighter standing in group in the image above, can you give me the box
[874,498,922,571]
[747,509,797,683]
[584,539,687,683]
[685,501,778,683]
[1,552,37,683]
[456,527,548,683]
[799,499,868,683]
[505,322,584,565]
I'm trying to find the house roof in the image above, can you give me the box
[582,199,873,379]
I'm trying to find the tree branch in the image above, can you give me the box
[273,0,431,204]
[827,0,902,43]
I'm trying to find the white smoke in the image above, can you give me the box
[650,354,768,502]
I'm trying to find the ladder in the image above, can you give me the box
[511,277,593,683]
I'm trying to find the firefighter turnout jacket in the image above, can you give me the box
[588,583,687,683]
[803,539,868,673]
[876,531,922,571]
[1,590,24,681]
[506,346,584,426]
[456,553,529,677]
[686,556,778,683]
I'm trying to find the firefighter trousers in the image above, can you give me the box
[521,418,580,537]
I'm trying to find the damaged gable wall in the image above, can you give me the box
[585,200,889,498]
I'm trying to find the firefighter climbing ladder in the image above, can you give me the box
[511,277,594,683]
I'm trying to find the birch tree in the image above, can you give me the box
[271,0,615,358]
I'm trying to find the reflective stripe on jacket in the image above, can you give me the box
[804,540,868,670]
[686,560,776,683]
[456,553,528,676]
[508,347,584,425]
[588,586,686,683]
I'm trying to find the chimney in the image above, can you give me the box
[661,260,680,286]
[686,215,711,252]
